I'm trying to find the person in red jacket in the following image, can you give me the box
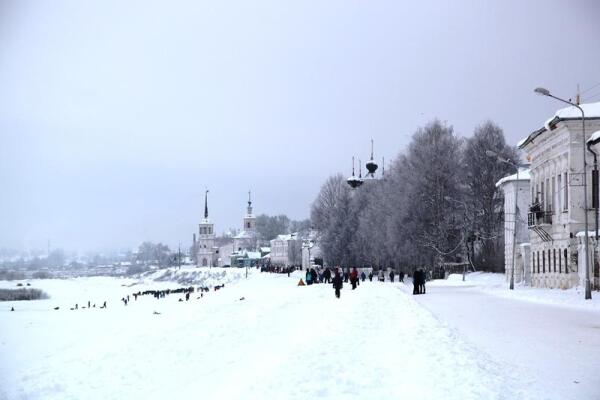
[350,267,359,290]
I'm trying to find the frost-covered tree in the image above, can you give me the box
[311,174,357,267]
[399,120,463,268]
[462,121,518,272]
[255,214,290,242]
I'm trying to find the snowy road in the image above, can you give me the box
[411,284,600,400]
[0,271,562,399]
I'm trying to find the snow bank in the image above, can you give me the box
[428,272,600,311]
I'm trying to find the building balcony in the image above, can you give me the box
[527,210,553,227]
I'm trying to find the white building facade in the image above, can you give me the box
[519,102,600,289]
[269,233,302,267]
[496,169,531,285]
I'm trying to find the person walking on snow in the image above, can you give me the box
[389,270,395,282]
[350,267,359,290]
[323,268,332,284]
[378,269,385,282]
[360,271,366,282]
[332,269,343,299]
[306,269,313,285]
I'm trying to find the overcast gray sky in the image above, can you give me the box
[1,0,599,252]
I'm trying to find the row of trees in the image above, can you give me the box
[311,120,518,272]
[255,215,311,242]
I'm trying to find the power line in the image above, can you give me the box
[583,91,600,102]
[581,82,600,96]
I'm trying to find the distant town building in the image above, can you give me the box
[270,233,302,267]
[518,101,600,289]
[302,229,321,270]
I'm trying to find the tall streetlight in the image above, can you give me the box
[486,150,521,290]
[534,87,592,300]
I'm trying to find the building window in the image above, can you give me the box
[541,181,545,207]
[532,253,536,274]
[551,176,556,213]
[564,249,568,273]
[544,178,552,211]
[564,172,568,211]
[557,174,562,211]
[553,248,556,273]
[202,258,208,267]
[537,251,540,273]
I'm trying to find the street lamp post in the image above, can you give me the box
[486,150,520,290]
[534,87,592,300]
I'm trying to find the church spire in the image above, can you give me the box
[204,189,209,219]
[247,190,253,215]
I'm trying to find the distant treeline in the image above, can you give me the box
[0,270,52,281]
[0,288,49,301]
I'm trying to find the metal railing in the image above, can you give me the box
[527,210,553,227]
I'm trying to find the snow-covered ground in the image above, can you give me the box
[411,273,600,400]
[0,268,598,399]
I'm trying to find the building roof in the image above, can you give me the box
[518,101,600,149]
[586,130,600,145]
[271,233,299,242]
[495,168,531,187]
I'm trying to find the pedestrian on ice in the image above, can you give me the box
[368,271,373,281]
[332,269,343,299]
[389,270,395,282]
[399,271,405,283]
[360,271,366,282]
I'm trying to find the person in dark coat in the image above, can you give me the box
[343,270,349,283]
[306,269,313,285]
[323,268,332,284]
[360,271,366,281]
[332,269,343,298]
[368,271,373,281]
[389,270,395,282]
[310,268,318,284]
[399,271,405,283]
[412,270,419,295]
[419,270,426,294]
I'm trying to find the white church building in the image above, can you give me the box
[195,191,216,268]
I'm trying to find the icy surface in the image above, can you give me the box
[0,269,597,399]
